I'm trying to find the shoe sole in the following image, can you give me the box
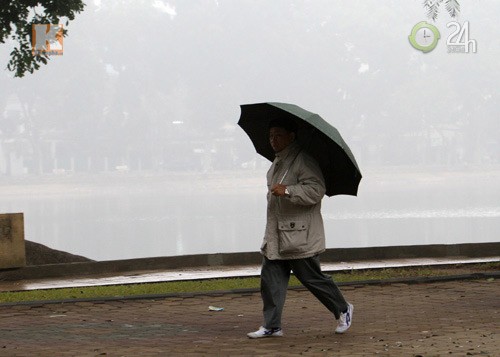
[247,332,283,339]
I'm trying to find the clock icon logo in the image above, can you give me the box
[409,21,441,53]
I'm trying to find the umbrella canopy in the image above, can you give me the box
[238,102,362,196]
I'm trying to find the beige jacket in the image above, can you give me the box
[261,141,327,260]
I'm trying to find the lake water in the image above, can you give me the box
[0,168,498,261]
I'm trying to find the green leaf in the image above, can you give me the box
[0,0,85,78]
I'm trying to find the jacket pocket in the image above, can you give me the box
[277,219,308,255]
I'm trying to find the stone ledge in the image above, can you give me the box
[0,242,498,281]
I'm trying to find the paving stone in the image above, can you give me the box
[0,279,498,356]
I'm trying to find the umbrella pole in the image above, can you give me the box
[278,149,302,184]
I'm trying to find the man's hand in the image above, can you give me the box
[271,184,287,197]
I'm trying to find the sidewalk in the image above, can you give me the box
[2,256,498,292]
[0,278,498,356]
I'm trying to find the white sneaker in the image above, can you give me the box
[247,326,283,339]
[335,302,353,334]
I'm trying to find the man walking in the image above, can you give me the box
[247,117,353,338]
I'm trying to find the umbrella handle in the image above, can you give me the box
[275,131,317,211]
[276,148,301,213]
[278,169,289,185]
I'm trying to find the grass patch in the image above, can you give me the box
[0,263,497,304]
[0,277,261,304]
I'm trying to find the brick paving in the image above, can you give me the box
[0,279,498,356]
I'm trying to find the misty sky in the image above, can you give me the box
[1,0,498,174]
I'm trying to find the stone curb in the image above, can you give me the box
[1,271,497,308]
[1,242,499,281]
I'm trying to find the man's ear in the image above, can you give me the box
[290,132,296,141]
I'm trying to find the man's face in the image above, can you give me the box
[269,127,295,153]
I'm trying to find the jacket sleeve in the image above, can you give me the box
[286,154,326,206]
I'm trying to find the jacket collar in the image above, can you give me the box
[275,141,300,162]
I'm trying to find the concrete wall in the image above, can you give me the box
[0,213,25,269]
[0,242,498,281]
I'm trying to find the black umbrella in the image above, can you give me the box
[238,102,362,196]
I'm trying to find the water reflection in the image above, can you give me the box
[0,169,498,261]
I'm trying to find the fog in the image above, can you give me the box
[0,1,499,261]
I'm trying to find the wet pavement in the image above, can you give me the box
[0,278,498,356]
[1,256,498,292]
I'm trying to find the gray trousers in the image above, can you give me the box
[261,255,348,329]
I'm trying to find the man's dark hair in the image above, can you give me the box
[268,117,298,134]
